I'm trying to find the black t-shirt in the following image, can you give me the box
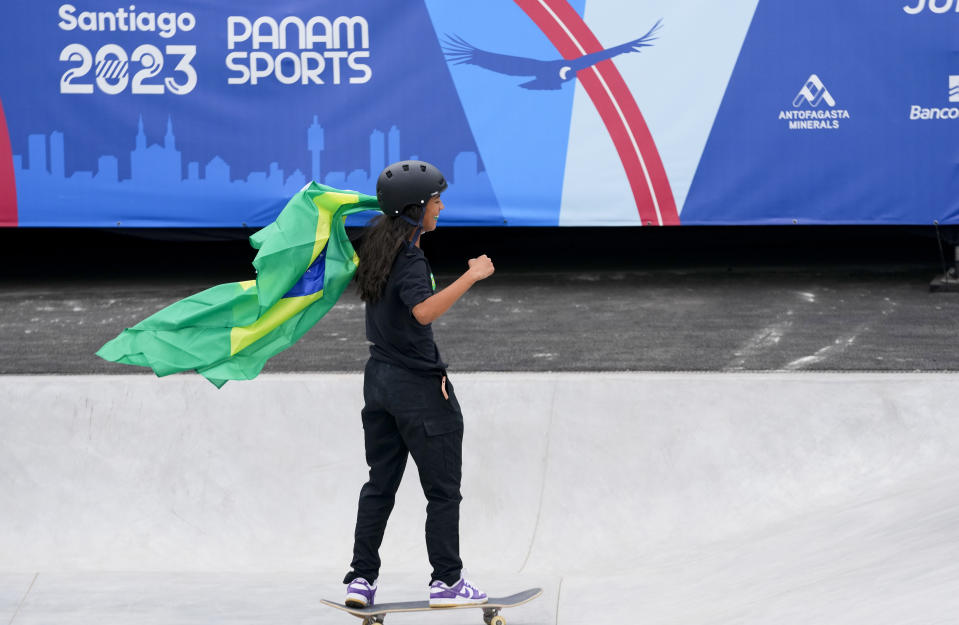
[366,245,447,374]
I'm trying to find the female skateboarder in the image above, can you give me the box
[343,160,494,609]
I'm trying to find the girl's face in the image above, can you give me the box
[422,196,444,233]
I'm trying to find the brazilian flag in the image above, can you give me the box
[97,182,379,387]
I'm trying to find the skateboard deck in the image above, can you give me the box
[321,587,542,625]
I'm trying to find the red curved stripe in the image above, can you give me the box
[577,68,660,224]
[0,98,17,227]
[515,0,679,225]
[544,0,679,225]
[518,0,659,224]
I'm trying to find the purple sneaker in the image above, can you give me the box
[429,577,488,608]
[345,577,377,608]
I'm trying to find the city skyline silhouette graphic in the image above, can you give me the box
[11,114,499,227]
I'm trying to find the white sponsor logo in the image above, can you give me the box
[779,74,850,131]
[225,15,372,86]
[792,74,835,108]
[908,75,959,120]
[903,0,959,14]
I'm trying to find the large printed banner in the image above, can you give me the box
[0,1,956,227]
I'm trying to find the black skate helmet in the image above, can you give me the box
[376,160,448,217]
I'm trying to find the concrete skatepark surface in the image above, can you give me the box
[2,226,958,623]
[4,373,959,624]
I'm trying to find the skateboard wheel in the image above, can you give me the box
[490,616,506,625]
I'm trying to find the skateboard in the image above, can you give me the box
[321,587,542,625]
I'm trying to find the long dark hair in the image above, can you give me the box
[355,206,422,303]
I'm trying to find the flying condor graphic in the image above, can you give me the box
[442,19,661,90]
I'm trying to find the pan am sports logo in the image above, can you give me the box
[225,15,371,86]
[779,74,850,131]
[909,75,959,120]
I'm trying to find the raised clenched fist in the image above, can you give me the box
[467,255,495,281]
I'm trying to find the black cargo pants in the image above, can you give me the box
[344,358,464,586]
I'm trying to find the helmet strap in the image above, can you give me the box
[397,213,424,248]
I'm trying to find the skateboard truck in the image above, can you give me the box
[482,606,506,625]
[363,608,506,625]
[358,606,506,625]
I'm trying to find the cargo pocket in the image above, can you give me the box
[420,376,464,480]
[424,406,463,438]
[423,415,463,436]
[423,421,463,482]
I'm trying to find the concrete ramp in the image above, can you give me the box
[3,372,959,624]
